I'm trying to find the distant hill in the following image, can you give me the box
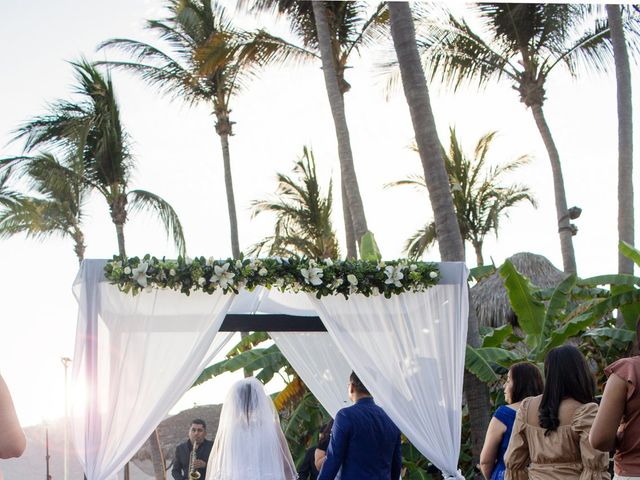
[0,404,222,480]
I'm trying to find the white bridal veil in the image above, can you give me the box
[205,377,297,480]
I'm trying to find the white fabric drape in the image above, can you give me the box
[270,332,351,417]
[72,260,469,480]
[71,260,235,480]
[308,270,468,479]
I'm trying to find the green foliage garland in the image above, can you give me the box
[104,255,440,298]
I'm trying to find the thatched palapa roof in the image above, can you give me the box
[471,252,568,328]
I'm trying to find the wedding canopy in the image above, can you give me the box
[71,259,468,480]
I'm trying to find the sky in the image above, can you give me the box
[0,0,638,437]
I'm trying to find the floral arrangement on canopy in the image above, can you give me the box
[104,255,440,298]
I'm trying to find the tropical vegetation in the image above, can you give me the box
[416,3,639,274]
[98,0,311,259]
[249,146,339,259]
[387,128,536,265]
[1,1,638,480]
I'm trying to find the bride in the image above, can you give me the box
[205,377,297,480]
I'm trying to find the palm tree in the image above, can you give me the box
[0,168,23,209]
[98,0,310,259]
[415,4,636,274]
[5,60,185,260]
[388,129,536,266]
[2,60,185,480]
[0,153,88,263]
[243,0,389,258]
[607,4,635,276]
[249,146,339,259]
[388,3,489,471]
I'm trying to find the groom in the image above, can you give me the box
[317,372,402,480]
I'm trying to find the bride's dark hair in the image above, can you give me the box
[539,345,595,435]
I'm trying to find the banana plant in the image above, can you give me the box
[467,242,640,382]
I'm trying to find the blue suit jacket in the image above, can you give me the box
[317,397,402,480]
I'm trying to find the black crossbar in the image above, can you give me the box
[220,314,327,332]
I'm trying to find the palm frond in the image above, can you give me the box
[127,189,186,256]
[546,17,613,76]
[404,222,438,259]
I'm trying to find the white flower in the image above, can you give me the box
[132,262,149,287]
[371,286,380,296]
[198,277,206,287]
[324,258,333,267]
[235,260,243,269]
[274,278,285,289]
[429,271,438,279]
[206,257,214,267]
[376,261,386,270]
[300,267,323,286]
[185,256,193,266]
[272,256,283,264]
[211,263,235,289]
[331,278,344,290]
[169,268,176,277]
[111,260,123,269]
[124,266,132,275]
[258,267,268,276]
[410,264,418,272]
[384,265,404,287]
[347,274,358,286]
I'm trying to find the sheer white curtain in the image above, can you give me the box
[270,332,351,417]
[71,260,235,480]
[308,263,468,480]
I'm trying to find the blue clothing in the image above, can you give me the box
[317,397,402,480]
[490,405,517,480]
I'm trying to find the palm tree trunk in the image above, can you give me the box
[115,223,126,258]
[530,104,577,274]
[341,182,357,259]
[473,242,484,267]
[110,193,128,258]
[389,3,489,474]
[312,1,368,249]
[216,124,249,372]
[73,227,86,265]
[218,131,241,259]
[607,4,635,276]
[388,3,464,262]
[148,429,166,480]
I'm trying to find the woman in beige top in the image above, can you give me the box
[504,345,610,480]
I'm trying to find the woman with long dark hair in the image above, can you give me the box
[504,345,610,479]
[480,362,544,479]
[590,319,640,479]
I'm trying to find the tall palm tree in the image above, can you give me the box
[5,60,186,260]
[415,4,637,274]
[98,0,310,259]
[249,146,339,259]
[388,3,489,472]
[2,60,185,480]
[0,153,88,263]
[388,129,536,266]
[607,4,635,276]
[243,0,389,258]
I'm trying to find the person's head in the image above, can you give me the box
[319,419,333,442]
[348,371,371,402]
[504,362,544,404]
[224,377,274,426]
[539,345,595,434]
[188,419,206,445]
